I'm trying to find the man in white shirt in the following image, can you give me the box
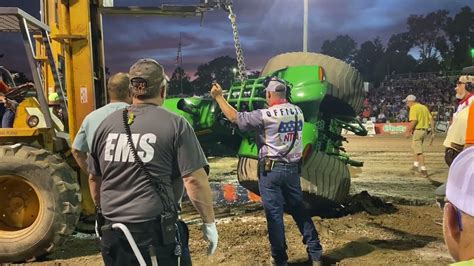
[453,75,474,120]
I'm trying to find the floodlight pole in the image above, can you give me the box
[303,0,308,52]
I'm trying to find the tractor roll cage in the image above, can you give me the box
[0,7,67,131]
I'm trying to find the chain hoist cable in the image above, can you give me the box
[226,3,248,83]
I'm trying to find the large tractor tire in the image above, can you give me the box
[300,151,351,206]
[237,153,350,216]
[0,144,81,263]
[261,52,364,116]
[236,157,259,195]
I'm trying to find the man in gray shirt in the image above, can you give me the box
[88,58,217,266]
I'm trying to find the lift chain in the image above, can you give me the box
[226,3,247,83]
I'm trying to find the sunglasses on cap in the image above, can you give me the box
[130,77,168,89]
[263,76,288,88]
[130,77,148,89]
[438,199,464,231]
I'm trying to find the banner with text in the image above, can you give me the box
[342,122,410,135]
[374,122,410,135]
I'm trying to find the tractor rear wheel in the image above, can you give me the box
[236,156,259,195]
[0,144,81,263]
[300,151,351,206]
[237,154,350,216]
[261,52,365,116]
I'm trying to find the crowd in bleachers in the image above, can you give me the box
[359,73,458,123]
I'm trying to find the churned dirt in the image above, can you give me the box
[23,135,453,266]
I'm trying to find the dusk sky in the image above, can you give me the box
[0,0,472,78]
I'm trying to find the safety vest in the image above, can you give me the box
[467,103,474,144]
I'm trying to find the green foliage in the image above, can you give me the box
[407,9,450,61]
[321,35,357,63]
[168,67,193,96]
[386,32,413,54]
[190,6,472,90]
[191,56,238,95]
[354,38,385,82]
[319,6,473,85]
[444,6,474,69]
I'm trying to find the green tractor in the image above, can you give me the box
[163,52,367,213]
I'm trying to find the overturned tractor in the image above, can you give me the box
[164,52,367,213]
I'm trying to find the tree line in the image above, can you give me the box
[169,6,473,95]
[320,6,473,85]
[5,7,470,96]
[168,56,259,96]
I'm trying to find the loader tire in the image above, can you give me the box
[0,144,81,263]
[237,154,350,215]
[261,52,364,116]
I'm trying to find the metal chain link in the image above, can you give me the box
[226,4,247,83]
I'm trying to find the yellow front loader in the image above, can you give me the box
[0,1,227,262]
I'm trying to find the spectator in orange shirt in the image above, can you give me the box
[465,104,474,149]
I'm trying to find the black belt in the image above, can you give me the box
[261,158,299,164]
[273,161,299,166]
[415,128,429,131]
[104,218,158,233]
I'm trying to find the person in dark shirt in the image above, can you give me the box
[88,59,218,265]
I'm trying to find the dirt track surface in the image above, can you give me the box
[347,135,447,205]
[22,135,453,265]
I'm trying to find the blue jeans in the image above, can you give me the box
[259,162,323,264]
[2,109,15,128]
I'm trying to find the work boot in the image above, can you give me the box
[420,170,429,178]
[307,253,322,266]
[270,257,288,266]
